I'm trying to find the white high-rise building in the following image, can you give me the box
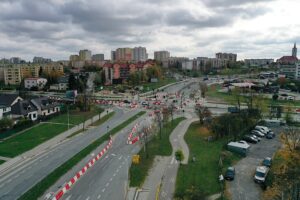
[133,47,147,62]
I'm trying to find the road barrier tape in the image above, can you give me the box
[51,137,113,200]
[127,123,139,144]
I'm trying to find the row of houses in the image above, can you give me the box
[0,94,60,121]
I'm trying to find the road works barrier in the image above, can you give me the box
[52,137,113,200]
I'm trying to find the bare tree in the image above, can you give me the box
[282,127,300,152]
[199,82,208,98]
[195,104,212,125]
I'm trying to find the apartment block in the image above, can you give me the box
[116,48,133,61]
[154,51,170,62]
[92,54,105,61]
[4,66,22,85]
[133,47,147,62]
[79,49,92,61]
[41,63,64,75]
[216,52,237,62]
[20,65,40,78]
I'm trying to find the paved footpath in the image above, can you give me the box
[135,117,198,200]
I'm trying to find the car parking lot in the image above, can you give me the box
[227,128,282,200]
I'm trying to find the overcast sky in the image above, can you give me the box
[0,0,299,61]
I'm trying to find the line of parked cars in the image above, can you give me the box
[224,125,275,182]
[243,125,275,144]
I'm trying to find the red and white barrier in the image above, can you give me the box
[51,137,113,200]
[127,123,138,144]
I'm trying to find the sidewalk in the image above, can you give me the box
[0,109,113,176]
[132,116,198,200]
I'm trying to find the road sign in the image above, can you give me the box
[132,155,140,164]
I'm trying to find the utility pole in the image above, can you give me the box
[67,104,70,130]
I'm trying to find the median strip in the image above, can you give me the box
[18,111,146,200]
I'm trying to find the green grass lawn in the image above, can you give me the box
[207,84,300,107]
[19,111,145,200]
[0,109,104,158]
[175,123,241,198]
[129,117,186,187]
[0,160,5,165]
[141,78,176,92]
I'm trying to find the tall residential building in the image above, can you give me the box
[79,49,92,61]
[69,55,79,62]
[20,65,40,78]
[133,47,147,62]
[116,48,133,61]
[111,51,116,61]
[92,54,105,61]
[4,66,21,85]
[9,57,22,64]
[33,57,52,64]
[215,53,237,62]
[42,63,64,76]
[154,51,170,62]
[292,43,297,57]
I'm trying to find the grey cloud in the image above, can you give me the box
[202,0,276,8]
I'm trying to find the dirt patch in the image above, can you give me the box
[197,126,212,137]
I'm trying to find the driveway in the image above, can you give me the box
[227,128,282,200]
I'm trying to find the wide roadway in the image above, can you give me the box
[0,108,139,200]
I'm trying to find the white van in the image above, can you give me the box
[254,166,269,183]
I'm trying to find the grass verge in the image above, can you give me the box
[129,117,186,187]
[141,78,176,92]
[0,109,103,158]
[0,160,5,165]
[175,123,241,198]
[66,112,115,139]
[18,111,145,200]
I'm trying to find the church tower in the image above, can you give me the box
[292,43,297,57]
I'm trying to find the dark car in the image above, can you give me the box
[243,135,258,143]
[123,99,130,104]
[262,157,272,167]
[266,132,275,139]
[225,167,235,181]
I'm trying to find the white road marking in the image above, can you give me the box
[170,157,174,164]
[102,188,106,193]
[113,173,116,177]
[122,161,125,165]
[97,194,101,199]
[116,169,119,173]
[110,178,113,182]
[86,197,90,200]
[118,156,123,160]
[111,153,116,156]
[106,182,109,187]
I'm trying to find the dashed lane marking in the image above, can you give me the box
[102,188,106,193]
[65,195,71,200]
[97,194,101,199]
[106,182,109,187]
[110,178,113,182]
[113,173,116,177]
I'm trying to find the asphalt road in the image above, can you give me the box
[227,128,282,200]
[0,108,139,200]
[56,112,152,200]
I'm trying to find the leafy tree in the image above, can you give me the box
[195,105,211,125]
[175,149,184,164]
[94,72,103,87]
[199,82,208,98]
[282,127,300,152]
[68,73,77,90]
[0,117,13,130]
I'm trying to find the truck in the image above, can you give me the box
[227,142,250,157]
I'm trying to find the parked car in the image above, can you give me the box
[266,132,275,139]
[225,167,235,181]
[123,99,131,104]
[251,135,261,142]
[254,166,269,183]
[262,157,272,167]
[243,135,258,143]
[255,126,271,134]
[251,130,265,137]
[141,101,148,106]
